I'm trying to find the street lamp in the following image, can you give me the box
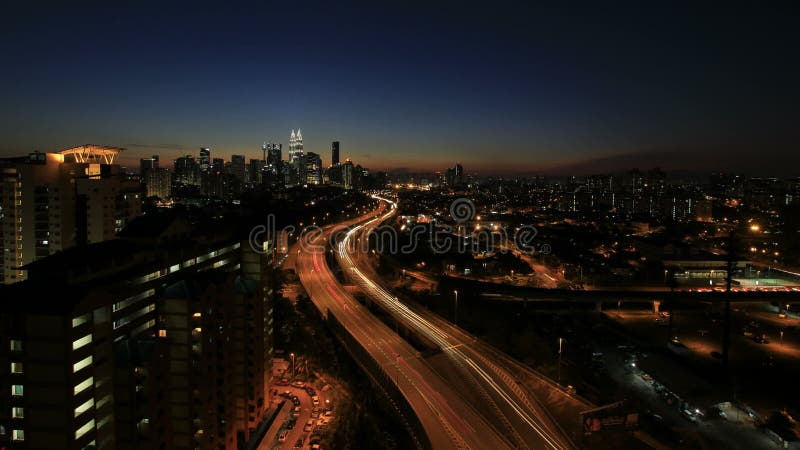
[558,337,564,386]
[453,290,459,326]
[290,353,296,380]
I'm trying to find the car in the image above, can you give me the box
[291,381,305,388]
[778,312,788,319]
[278,430,289,442]
[304,419,314,432]
[753,334,769,344]
[681,409,698,422]
[294,437,305,448]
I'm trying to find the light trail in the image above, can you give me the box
[339,196,570,450]
[301,220,487,449]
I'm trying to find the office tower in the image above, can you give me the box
[248,158,265,185]
[230,154,246,182]
[445,163,464,187]
[305,152,322,185]
[288,129,304,163]
[0,146,143,284]
[199,147,211,172]
[139,155,159,177]
[342,159,354,190]
[211,158,224,171]
[145,167,172,199]
[287,130,305,186]
[173,155,200,187]
[0,214,275,450]
[266,143,282,168]
[331,141,340,166]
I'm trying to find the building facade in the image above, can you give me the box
[0,215,275,450]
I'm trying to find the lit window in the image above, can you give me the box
[13,429,25,441]
[75,418,95,440]
[11,362,23,374]
[72,334,92,351]
[74,398,94,417]
[158,329,167,338]
[74,376,93,395]
[72,313,91,328]
[12,407,24,418]
[12,384,24,396]
[10,339,22,351]
[73,355,93,373]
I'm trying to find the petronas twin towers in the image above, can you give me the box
[288,128,304,162]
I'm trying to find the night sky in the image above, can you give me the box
[1,3,798,175]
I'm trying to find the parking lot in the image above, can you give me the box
[259,359,337,449]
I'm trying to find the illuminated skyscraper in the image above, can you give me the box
[305,152,322,185]
[288,129,305,186]
[199,147,211,172]
[288,129,304,163]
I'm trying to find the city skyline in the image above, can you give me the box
[2,4,799,175]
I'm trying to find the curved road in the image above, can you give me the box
[295,206,511,450]
[337,196,576,450]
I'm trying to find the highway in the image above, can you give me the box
[295,206,512,450]
[337,196,577,450]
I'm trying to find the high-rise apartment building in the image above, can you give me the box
[0,214,275,450]
[1,146,142,284]
[145,167,172,199]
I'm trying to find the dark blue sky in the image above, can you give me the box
[1,3,798,174]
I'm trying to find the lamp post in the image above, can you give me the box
[558,337,564,386]
[290,353,296,380]
[453,290,459,326]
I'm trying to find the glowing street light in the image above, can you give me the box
[453,290,459,326]
[558,337,564,386]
